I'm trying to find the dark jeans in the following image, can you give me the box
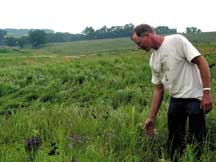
[168,97,206,161]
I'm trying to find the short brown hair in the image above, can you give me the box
[131,24,154,38]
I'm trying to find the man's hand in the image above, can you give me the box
[201,91,213,114]
[143,117,155,136]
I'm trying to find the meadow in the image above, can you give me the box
[0,37,216,162]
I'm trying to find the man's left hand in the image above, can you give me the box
[201,91,213,114]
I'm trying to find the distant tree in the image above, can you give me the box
[155,26,177,35]
[5,37,17,46]
[124,23,134,31]
[28,30,47,48]
[197,29,201,33]
[82,27,95,39]
[95,26,108,39]
[122,23,134,36]
[98,25,108,33]
[0,29,7,45]
[81,23,134,39]
[17,36,29,48]
[5,28,54,37]
[46,32,85,43]
[186,27,202,33]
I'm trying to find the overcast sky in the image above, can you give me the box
[1,0,215,33]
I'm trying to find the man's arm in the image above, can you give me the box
[191,55,213,113]
[144,83,164,136]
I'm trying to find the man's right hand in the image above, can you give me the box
[143,117,155,136]
[143,84,163,137]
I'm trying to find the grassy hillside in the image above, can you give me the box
[0,38,216,162]
[40,37,135,55]
[40,34,216,56]
[184,32,216,45]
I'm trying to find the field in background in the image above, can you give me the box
[183,32,216,45]
[0,37,216,162]
[39,34,216,55]
[40,38,135,56]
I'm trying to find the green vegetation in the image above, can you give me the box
[5,29,54,38]
[40,36,216,56]
[155,26,177,35]
[40,37,135,55]
[1,25,216,49]
[185,27,202,34]
[0,38,216,162]
[184,32,216,45]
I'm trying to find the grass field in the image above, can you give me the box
[0,37,216,162]
[41,38,135,56]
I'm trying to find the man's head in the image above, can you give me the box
[131,24,155,51]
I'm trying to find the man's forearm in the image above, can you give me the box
[148,84,164,119]
[192,56,211,88]
[192,55,213,111]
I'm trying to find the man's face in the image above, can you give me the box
[131,33,152,52]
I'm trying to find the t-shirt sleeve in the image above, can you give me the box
[179,35,201,62]
[151,69,162,85]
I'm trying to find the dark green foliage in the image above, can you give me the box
[155,26,177,35]
[186,27,202,34]
[0,29,7,44]
[28,30,47,48]
[5,28,54,37]
[5,37,18,46]
[17,36,30,48]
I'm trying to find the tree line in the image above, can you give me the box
[0,24,201,48]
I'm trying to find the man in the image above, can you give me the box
[131,24,213,161]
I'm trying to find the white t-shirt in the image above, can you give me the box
[150,34,203,100]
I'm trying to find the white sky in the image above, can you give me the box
[0,0,215,33]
